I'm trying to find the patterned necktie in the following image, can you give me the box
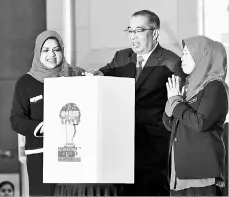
[135,56,144,81]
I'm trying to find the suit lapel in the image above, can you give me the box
[125,51,137,78]
[136,44,163,91]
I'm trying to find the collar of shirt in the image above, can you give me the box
[137,42,158,68]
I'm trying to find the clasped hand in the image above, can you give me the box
[166,75,184,99]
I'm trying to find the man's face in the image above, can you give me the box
[128,15,156,55]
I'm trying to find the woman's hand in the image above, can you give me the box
[166,75,184,99]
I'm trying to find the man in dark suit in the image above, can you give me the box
[88,10,185,196]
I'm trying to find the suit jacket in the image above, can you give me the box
[163,80,227,179]
[100,44,186,172]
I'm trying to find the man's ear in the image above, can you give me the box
[153,29,160,40]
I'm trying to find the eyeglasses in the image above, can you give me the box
[124,27,154,35]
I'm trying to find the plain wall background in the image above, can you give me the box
[46,0,199,69]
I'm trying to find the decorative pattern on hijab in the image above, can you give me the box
[182,36,228,105]
[27,30,84,83]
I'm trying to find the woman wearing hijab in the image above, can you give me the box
[10,30,84,196]
[163,35,228,196]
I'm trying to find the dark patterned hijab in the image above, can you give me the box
[27,30,84,83]
[182,36,228,102]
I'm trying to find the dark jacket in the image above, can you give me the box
[10,74,44,151]
[163,80,228,179]
[100,44,186,172]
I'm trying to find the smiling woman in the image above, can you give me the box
[10,30,85,196]
[40,38,63,69]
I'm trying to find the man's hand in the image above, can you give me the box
[83,69,104,76]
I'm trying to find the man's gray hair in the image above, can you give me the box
[132,10,160,30]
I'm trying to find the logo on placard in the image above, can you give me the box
[58,103,81,162]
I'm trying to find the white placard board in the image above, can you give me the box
[43,76,135,183]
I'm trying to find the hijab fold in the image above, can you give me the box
[27,30,84,83]
[182,36,228,107]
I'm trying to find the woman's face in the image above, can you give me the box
[40,38,63,69]
[0,183,14,196]
[181,45,196,74]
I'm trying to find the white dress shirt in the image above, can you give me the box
[137,42,158,68]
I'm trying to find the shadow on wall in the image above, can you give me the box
[79,21,184,70]
[160,21,182,56]
[80,47,123,70]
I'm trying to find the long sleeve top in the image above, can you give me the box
[10,74,44,154]
[163,80,228,189]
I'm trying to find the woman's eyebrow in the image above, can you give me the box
[41,46,60,50]
[53,46,61,49]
